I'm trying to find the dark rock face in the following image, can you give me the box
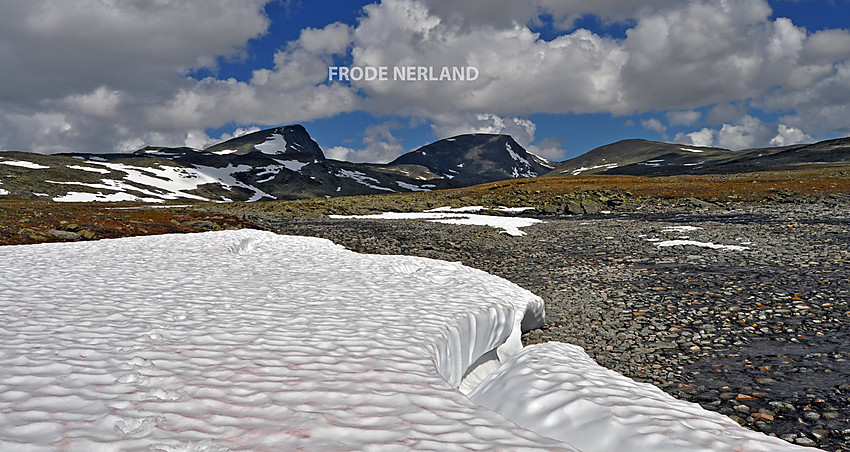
[390,134,555,185]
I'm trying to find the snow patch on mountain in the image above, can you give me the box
[505,142,530,167]
[48,162,275,203]
[0,160,50,169]
[193,164,275,201]
[396,181,431,191]
[68,164,111,174]
[336,169,395,192]
[254,133,287,154]
[571,163,619,175]
[274,159,308,172]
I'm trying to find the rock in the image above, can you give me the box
[182,220,219,230]
[581,200,602,214]
[752,412,774,421]
[564,200,583,215]
[803,411,821,421]
[794,437,817,446]
[49,229,81,240]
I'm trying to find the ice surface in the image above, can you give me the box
[254,133,287,154]
[331,209,542,236]
[471,342,813,452]
[680,147,705,153]
[0,188,8,195]
[0,230,567,451]
[0,160,50,169]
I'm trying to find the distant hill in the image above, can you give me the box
[548,137,850,177]
[391,134,555,185]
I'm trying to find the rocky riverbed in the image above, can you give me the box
[249,197,850,451]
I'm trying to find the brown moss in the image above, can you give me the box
[0,201,253,246]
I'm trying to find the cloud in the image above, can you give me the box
[0,0,274,153]
[418,0,681,30]
[675,116,807,150]
[430,113,536,144]
[666,110,701,126]
[715,115,773,149]
[770,124,812,146]
[641,118,667,137]
[350,0,627,117]
[325,121,407,163]
[526,137,566,160]
[431,113,566,160]
[674,128,715,148]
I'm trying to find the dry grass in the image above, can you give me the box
[0,201,253,246]
[459,165,850,202]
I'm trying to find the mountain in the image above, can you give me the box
[549,137,850,177]
[202,125,324,157]
[390,134,555,185]
[0,127,564,203]
[0,125,456,203]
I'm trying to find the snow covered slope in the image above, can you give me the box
[0,231,820,451]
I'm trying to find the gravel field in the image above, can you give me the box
[252,198,850,451]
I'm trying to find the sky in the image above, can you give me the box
[1,0,850,162]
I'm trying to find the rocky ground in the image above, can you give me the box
[247,197,850,451]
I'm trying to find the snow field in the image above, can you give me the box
[0,230,566,451]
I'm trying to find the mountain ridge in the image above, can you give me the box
[0,126,545,202]
[549,137,850,177]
